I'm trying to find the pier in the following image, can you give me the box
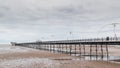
[12,37,120,61]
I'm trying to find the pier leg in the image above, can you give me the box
[40,44,42,50]
[60,44,61,53]
[47,44,49,50]
[83,44,85,57]
[75,44,77,56]
[66,44,67,53]
[90,44,92,60]
[58,44,60,52]
[101,44,103,60]
[62,44,63,53]
[96,43,98,60]
[53,44,55,53]
[50,44,52,52]
[79,44,81,59]
[70,45,72,55]
[106,43,109,61]
[44,44,46,50]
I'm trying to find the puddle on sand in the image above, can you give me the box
[84,56,120,61]
[71,54,120,61]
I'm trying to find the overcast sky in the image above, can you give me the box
[0,0,120,43]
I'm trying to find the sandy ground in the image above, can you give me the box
[0,44,120,68]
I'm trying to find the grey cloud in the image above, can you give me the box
[1,0,120,22]
[0,0,120,43]
[0,6,10,18]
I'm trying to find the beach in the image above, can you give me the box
[0,44,120,68]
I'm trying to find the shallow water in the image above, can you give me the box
[45,48,120,61]
[75,54,120,61]
[85,56,120,61]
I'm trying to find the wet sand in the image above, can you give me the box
[0,44,120,68]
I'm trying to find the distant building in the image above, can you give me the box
[11,42,16,46]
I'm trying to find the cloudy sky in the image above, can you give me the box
[0,0,120,43]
